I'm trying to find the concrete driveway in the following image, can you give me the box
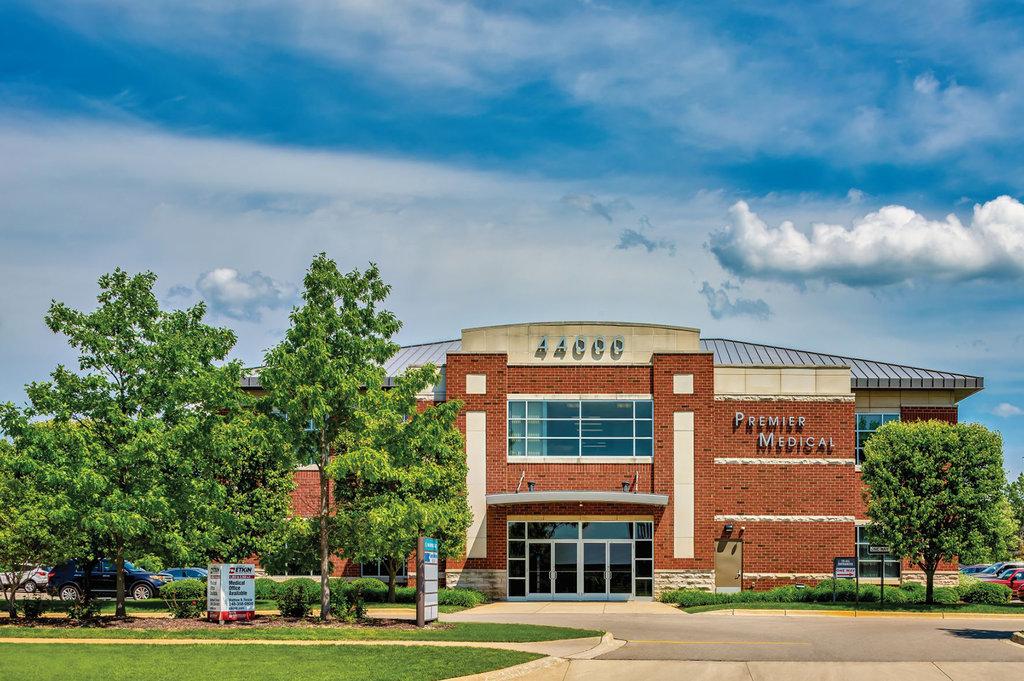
[445,605,1024,663]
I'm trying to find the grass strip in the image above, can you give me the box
[0,642,540,681]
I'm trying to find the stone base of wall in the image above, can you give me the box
[902,571,959,587]
[743,573,831,590]
[654,570,715,594]
[446,569,506,599]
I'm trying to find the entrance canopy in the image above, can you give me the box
[485,491,668,506]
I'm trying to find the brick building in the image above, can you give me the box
[262,321,983,599]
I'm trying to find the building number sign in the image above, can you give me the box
[536,335,625,357]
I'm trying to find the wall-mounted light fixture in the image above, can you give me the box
[621,481,631,493]
[724,524,734,534]
[527,481,536,492]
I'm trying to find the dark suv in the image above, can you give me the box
[48,560,171,601]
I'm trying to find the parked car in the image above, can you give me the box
[0,565,50,593]
[48,560,171,601]
[160,567,208,581]
[989,567,1024,598]
[979,563,1024,581]
[959,564,990,575]
[975,562,1009,578]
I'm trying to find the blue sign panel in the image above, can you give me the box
[424,538,438,552]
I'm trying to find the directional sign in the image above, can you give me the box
[868,545,891,555]
[834,557,857,579]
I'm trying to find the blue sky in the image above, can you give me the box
[1,1,1022,476]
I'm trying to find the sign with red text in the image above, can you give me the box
[207,563,256,622]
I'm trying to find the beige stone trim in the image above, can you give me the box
[466,411,487,559]
[465,373,487,395]
[673,374,694,395]
[744,573,832,580]
[715,394,856,402]
[461,322,700,365]
[715,366,851,397]
[714,457,856,465]
[506,515,653,522]
[714,514,854,523]
[674,411,695,559]
[854,389,956,409]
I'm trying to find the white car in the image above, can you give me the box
[0,565,50,593]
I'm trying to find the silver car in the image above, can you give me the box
[0,565,50,593]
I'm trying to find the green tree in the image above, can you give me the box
[335,366,471,602]
[18,269,248,617]
[861,420,1006,603]
[260,254,400,618]
[0,427,77,617]
[1008,472,1024,553]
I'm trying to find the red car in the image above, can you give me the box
[989,567,1024,598]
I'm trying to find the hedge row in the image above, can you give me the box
[659,578,1011,608]
[256,577,488,609]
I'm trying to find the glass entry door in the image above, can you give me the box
[528,543,551,596]
[580,541,633,600]
[553,543,578,599]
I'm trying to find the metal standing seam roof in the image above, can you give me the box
[244,337,982,392]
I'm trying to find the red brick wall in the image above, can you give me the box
[901,406,958,423]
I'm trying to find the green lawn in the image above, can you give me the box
[0,642,539,681]
[0,622,602,642]
[683,601,1024,615]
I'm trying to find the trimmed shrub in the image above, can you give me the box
[956,574,981,601]
[279,577,320,605]
[438,588,488,608]
[659,589,733,607]
[880,586,910,604]
[342,578,389,602]
[20,597,45,620]
[961,581,1012,605]
[160,579,205,619]
[276,580,312,618]
[931,587,960,605]
[856,585,880,602]
[807,579,858,603]
[762,586,802,603]
[254,578,280,602]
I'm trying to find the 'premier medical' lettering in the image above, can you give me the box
[733,411,834,452]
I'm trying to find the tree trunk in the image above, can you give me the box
[318,448,331,620]
[4,586,16,619]
[387,559,397,604]
[115,547,126,618]
[80,558,98,604]
[924,557,937,605]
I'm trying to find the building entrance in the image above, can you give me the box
[508,520,652,600]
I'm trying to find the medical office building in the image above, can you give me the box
[275,321,983,600]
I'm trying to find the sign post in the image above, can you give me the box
[868,546,891,608]
[832,557,857,603]
[416,536,439,628]
[207,563,256,622]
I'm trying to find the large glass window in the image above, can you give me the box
[508,399,654,457]
[360,560,408,581]
[856,526,900,580]
[855,412,899,464]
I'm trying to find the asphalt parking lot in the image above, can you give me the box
[446,608,1024,662]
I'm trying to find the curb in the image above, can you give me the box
[565,632,625,659]
[447,656,566,681]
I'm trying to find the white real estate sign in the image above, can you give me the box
[207,563,256,622]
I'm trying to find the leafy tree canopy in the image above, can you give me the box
[861,420,1006,603]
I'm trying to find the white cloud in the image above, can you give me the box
[195,268,292,321]
[709,197,1024,286]
[993,402,1024,418]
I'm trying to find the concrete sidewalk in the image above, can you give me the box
[452,601,681,616]
[457,659,1024,681]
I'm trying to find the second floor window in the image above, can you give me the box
[508,399,653,457]
[855,412,899,464]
